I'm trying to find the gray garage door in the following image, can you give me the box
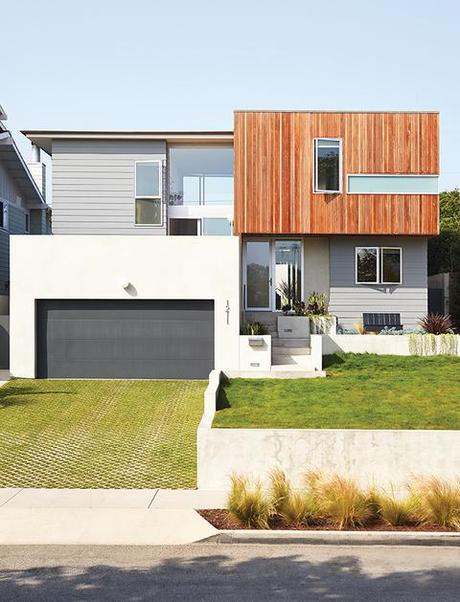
[36,300,214,379]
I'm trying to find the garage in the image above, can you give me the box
[36,299,214,379]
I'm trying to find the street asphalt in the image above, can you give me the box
[0,544,459,601]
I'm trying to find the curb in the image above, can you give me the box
[202,529,460,546]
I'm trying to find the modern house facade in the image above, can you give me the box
[11,110,439,379]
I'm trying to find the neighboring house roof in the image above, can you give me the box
[21,130,234,155]
[0,131,46,206]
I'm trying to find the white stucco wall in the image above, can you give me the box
[198,427,460,490]
[322,334,411,355]
[10,235,240,378]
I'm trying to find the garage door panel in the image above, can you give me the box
[36,300,214,379]
[45,359,213,380]
[47,318,213,341]
[48,338,214,361]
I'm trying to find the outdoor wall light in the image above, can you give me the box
[121,281,131,290]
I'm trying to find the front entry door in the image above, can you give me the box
[245,241,272,310]
[244,240,303,311]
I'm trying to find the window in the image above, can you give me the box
[202,218,232,236]
[25,213,30,233]
[169,218,199,236]
[314,138,342,193]
[135,161,162,225]
[355,247,401,285]
[381,248,402,284]
[169,145,234,206]
[169,217,232,236]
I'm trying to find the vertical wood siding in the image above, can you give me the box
[234,112,439,235]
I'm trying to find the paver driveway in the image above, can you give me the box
[0,379,206,488]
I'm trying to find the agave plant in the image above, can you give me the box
[418,313,453,335]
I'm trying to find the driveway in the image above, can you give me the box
[0,379,206,488]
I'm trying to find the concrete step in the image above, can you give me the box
[272,355,313,369]
[272,337,310,348]
[272,347,310,354]
[269,365,324,378]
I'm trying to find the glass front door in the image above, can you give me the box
[274,240,302,310]
[245,241,272,310]
[244,240,303,311]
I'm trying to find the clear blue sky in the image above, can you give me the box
[3,0,460,192]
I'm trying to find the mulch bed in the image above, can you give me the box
[198,509,456,532]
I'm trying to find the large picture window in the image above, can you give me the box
[355,247,402,285]
[135,161,162,225]
[314,138,342,193]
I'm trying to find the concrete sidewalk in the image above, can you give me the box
[0,488,226,545]
[0,488,226,509]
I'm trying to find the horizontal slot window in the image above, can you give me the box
[348,175,438,194]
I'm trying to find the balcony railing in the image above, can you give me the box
[169,175,233,206]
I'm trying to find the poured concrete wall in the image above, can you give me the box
[198,427,460,490]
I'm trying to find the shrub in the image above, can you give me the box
[227,474,272,528]
[306,292,329,316]
[309,473,374,529]
[376,489,417,527]
[240,321,268,336]
[269,469,318,526]
[418,313,454,335]
[410,476,460,529]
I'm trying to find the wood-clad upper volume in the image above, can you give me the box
[233,111,439,235]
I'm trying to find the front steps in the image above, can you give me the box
[269,336,324,377]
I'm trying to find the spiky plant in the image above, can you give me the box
[227,474,272,529]
[376,488,418,527]
[269,469,318,526]
[418,313,454,335]
[410,476,460,529]
[309,473,375,529]
[240,321,268,335]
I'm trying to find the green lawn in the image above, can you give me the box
[0,379,206,488]
[214,354,460,429]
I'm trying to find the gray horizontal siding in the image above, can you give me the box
[52,140,167,234]
[329,236,428,330]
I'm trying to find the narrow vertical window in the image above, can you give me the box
[135,161,162,225]
[356,247,379,284]
[314,139,342,193]
[381,248,402,284]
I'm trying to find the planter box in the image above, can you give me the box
[239,335,271,371]
[309,315,337,335]
[322,334,460,356]
[277,316,310,339]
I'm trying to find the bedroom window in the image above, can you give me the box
[314,138,342,193]
[135,161,162,225]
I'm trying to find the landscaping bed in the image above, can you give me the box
[214,353,460,429]
[198,509,457,532]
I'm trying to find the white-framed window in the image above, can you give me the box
[135,160,162,226]
[314,138,342,193]
[380,247,402,284]
[355,247,402,285]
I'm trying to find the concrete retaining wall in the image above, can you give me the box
[322,334,460,356]
[197,427,460,490]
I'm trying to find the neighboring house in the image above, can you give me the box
[0,105,49,367]
[11,110,439,379]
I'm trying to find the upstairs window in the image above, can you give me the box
[314,138,342,193]
[356,247,402,285]
[135,161,162,225]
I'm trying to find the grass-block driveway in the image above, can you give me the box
[0,379,206,489]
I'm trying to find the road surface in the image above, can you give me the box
[0,544,458,601]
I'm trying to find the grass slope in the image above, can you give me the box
[0,379,206,488]
[214,354,460,429]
